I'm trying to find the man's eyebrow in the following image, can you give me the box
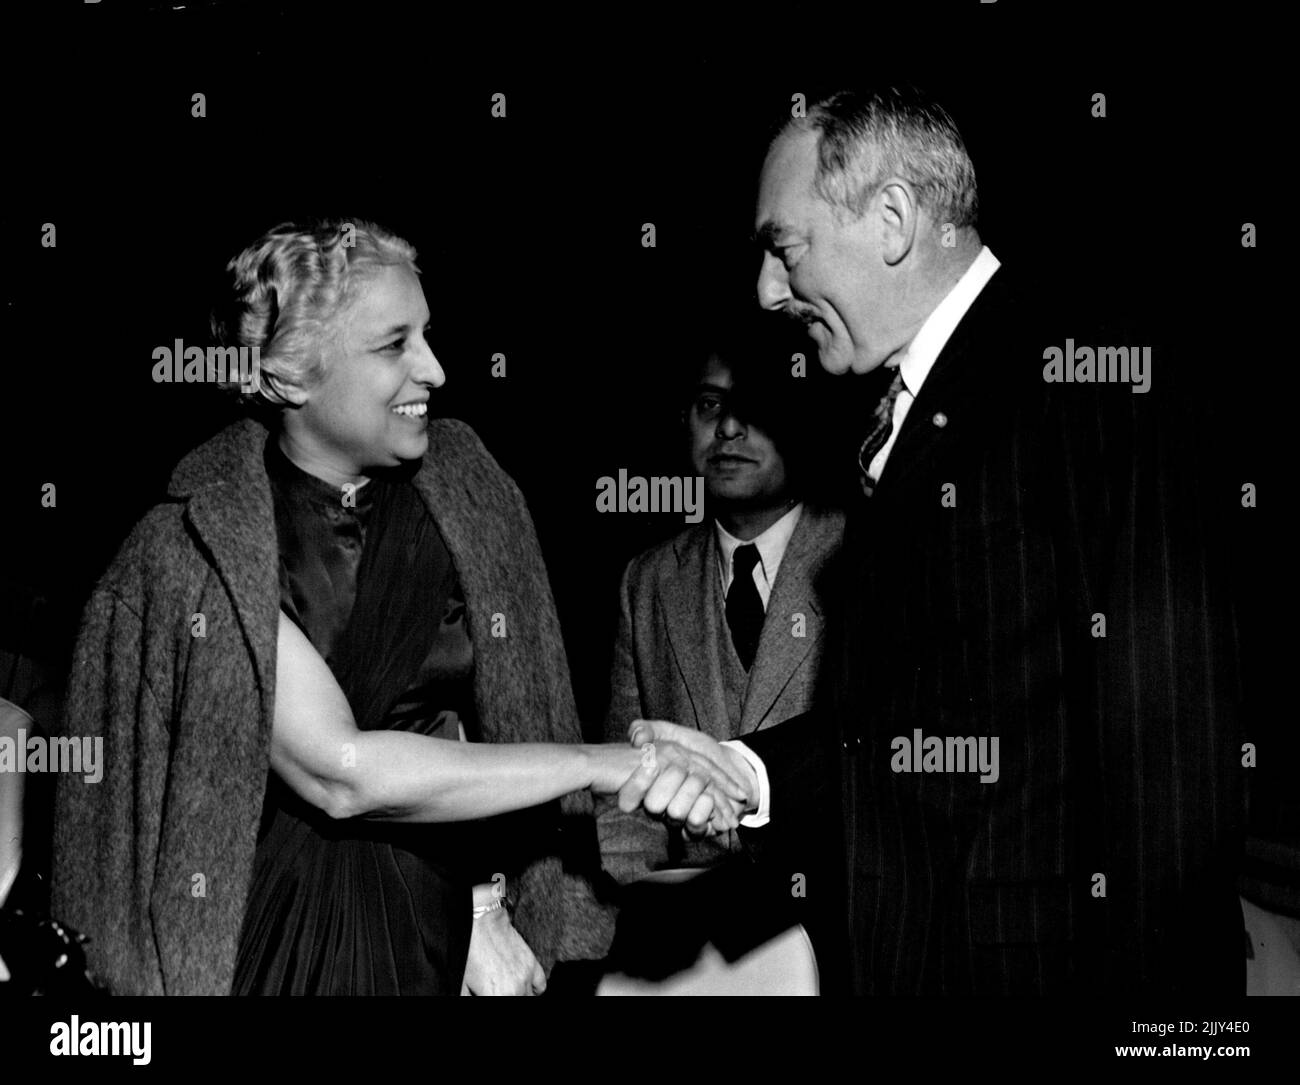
[752,220,790,248]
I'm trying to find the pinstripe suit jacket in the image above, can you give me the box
[746,271,1246,995]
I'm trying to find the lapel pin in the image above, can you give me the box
[932,411,948,428]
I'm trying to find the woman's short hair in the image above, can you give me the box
[210,219,419,407]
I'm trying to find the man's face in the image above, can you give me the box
[290,264,445,479]
[688,355,791,509]
[755,128,891,375]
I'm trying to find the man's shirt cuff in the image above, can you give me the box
[719,739,771,827]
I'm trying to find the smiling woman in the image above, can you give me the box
[212,222,442,484]
[49,219,750,997]
[273,262,443,484]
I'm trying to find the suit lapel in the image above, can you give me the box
[872,273,1014,505]
[659,525,732,740]
[740,507,832,732]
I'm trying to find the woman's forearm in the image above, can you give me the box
[338,733,613,822]
[271,611,641,822]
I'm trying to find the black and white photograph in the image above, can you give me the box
[1,0,1293,1069]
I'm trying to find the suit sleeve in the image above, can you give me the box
[51,586,169,995]
[740,709,841,841]
[595,559,675,885]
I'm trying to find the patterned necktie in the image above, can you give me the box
[857,367,907,495]
[725,544,764,672]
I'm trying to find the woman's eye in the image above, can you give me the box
[780,245,805,268]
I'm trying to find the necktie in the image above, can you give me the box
[725,544,764,672]
[857,367,907,495]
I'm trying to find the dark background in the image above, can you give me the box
[0,3,1288,856]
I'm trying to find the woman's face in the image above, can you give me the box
[280,264,444,486]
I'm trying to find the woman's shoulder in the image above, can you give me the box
[92,499,207,610]
[423,418,522,499]
[425,416,491,462]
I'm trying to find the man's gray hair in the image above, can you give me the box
[789,87,979,230]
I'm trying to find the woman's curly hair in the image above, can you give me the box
[210,219,419,407]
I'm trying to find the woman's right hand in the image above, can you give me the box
[274,609,746,826]
[584,742,746,834]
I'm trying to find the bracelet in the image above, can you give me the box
[471,896,505,920]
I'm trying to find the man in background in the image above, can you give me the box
[592,316,846,988]
[600,314,844,885]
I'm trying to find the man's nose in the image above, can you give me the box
[716,408,746,440]
[412,336,446,388]
[757,252,792,311]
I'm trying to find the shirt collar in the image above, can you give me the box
[264,434,376,516]
[893,245,1000,396]
[715,502,803,582]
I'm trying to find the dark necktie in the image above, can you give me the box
[857,367,907,496]
[726,544,764,671]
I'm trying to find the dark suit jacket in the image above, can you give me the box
[746,269,1246,995]
[597,506,844,884]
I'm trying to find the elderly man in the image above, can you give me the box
[620,87,1245,995]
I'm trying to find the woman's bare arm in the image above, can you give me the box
[270,612,748,825]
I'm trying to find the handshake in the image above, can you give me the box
[590,721,759,836]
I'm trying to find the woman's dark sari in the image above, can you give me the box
[233,441,477,995]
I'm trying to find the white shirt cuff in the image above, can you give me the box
[719,739,770,828]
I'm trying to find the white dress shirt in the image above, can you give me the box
[713,506,801,827]
[864,245,1001,484]
[714,502,803,608]
[731,246,1001,828]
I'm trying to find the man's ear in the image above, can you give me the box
[875,179,918,266]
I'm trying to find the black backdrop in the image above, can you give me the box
[1,2,1285,819]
